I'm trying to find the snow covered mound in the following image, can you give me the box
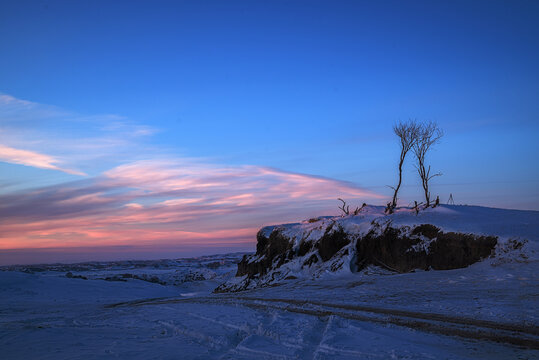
[215,205,538,292]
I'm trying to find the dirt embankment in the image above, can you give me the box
[235,223,497,279]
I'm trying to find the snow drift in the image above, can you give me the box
[215,205,538,292]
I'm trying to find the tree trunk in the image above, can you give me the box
[424,185,430,207]
[418,160,430,207]
[391,154,405,208]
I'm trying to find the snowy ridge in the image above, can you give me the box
[216,205,538,292]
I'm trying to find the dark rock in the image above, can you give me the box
[316,224,351,261]
[236,228,292,278]
[255,229,268,254]
[267,230,292,260]
[231,221,498,291]
[356,226,428,273]
[429,232,497,270]
[65,272,87,280]
[103,276,127,282]
[411,224,440,239]
[303,254,319,267]
[298,240,312,256]
[356,224,497,272]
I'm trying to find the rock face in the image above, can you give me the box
[355,223,497,273]
[214,205,511,293]
[234,223,495,279]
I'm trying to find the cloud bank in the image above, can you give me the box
[0,94,384,262]
[0,158,382,252]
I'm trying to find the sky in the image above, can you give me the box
[1,0,538,265]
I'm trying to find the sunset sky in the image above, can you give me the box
[1,0,538,264]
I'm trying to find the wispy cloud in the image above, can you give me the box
[0,144,86,176]
[0,93,158,179]
[0,94,385,259]
[0,159,383,250]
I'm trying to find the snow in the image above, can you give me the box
[277,205,539,250]
[0,206,538,359]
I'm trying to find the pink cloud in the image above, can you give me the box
[0,159,384,257]
[0,144,86,176]
[103,160,383,202]
[0,94,387,261]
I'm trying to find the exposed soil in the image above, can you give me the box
[235,222,497,279]
[356,224,497,272]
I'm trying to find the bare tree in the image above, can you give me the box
[388,121,420,213]
[413,121,443,207]
[338,198,364,216]
[354,203,367,215]
[338,198,350,216]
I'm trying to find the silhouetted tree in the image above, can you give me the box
[413,121,443,207]
[338,198,364,216]
[388,121,420,213]
[338,198,350,216]
[413,200,421,215]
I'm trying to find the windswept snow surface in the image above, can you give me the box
[1,206,538,359]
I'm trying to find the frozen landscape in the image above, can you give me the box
[3,1,538,358]
[1,205,538,359]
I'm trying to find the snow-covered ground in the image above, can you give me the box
[0,254,537,358]
[1,206,538,359]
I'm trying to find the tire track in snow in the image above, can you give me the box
[158,320,230,350]
[157,302,304,359]
[108,295,539,349]
[236,296,539,337]
[312,315,333,360]
[235,298,539,350]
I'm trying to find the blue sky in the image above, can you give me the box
[0,0,538,263]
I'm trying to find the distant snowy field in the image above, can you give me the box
[1,205,538,359]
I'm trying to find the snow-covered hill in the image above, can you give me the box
[216,205,538,292]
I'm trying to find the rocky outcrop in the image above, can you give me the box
[356,223,497,273]
[236,230,293,278]
[214,205,511,293]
